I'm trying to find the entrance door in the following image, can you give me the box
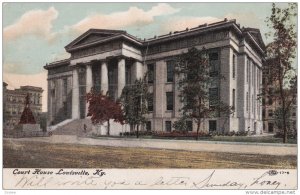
[268,123,274,133]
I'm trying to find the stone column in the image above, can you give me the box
[118,57,126,97]
[86,63,93,116]
[133,61,143,80]
[72,68,80,119]
[101,60,108,95]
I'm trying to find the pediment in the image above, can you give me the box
[243,28,265,50]
[65,29,126,51]
[74,33,112,47]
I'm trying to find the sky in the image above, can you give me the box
[2,2,293,112]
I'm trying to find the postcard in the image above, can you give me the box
[2,2,298,192]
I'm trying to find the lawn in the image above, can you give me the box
[3,140,296,169]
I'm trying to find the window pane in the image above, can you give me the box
[209,120,217,132]
[167,60,174,82]
[165,121,172,132]
[232,89,236,110]
[148,93,153,112]
[166,92,173,111]
[268,110,273,117]
[209,88,218,108]
[146,121,151,131]
[232,54,236,79]
[147,64,154,83]
[209,53,218,60]
[186,121,193,131]
[209,52,219,77]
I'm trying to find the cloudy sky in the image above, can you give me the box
[3,2,291,111]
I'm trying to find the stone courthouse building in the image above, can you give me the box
[44,19,265,134]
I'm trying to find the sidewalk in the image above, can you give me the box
[5,135,297,156]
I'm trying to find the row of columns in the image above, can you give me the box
[72,57,143,119]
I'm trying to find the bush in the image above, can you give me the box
[120,131,153,136]
[153,131,211,138]
[274,131,297,139]
[209,130,248,137]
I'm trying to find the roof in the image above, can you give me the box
[243,27,266,51]
[44,58,70,70]
[46,18,265,67]
[19,86,43,92]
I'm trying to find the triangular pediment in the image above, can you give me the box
[65,29,126,51]
[75,33,112,46]
[243,28,265,50]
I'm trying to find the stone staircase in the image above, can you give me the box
[52,118,93,137]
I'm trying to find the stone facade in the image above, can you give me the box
[44,19,265,134]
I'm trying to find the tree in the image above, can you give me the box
[174,47,232,140]
[274,108,291,132]
[265,3,297,143]
[120,77,149,138]
[86,88,124,135]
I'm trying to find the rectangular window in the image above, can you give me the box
[209,120,217,132]
[166,92,173,111]
[147,64,154,84]
[268,109,273,117]
[268,123,274,133]
[268,97,273,105]
[186,121,193,131]
[232,54,236,79]
[209,88,218,108]
[63,101,68,116]
[165,121,172,132]
[146,121,151,131]
[269,88,274,95]
[186,95,194,109]
[209,52,219,60]
[209,52,219,77]
[262,109,266,118]
[148,93,153,112]
[232,89,236,111]
[166,60,174,82]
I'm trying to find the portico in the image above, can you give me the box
[71,56,144,119]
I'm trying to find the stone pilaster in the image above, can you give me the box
[72,68,80,119]
[101,61,108,95]
[118,58,126,97]
[86,63,93,116]
[133,61,144,80]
